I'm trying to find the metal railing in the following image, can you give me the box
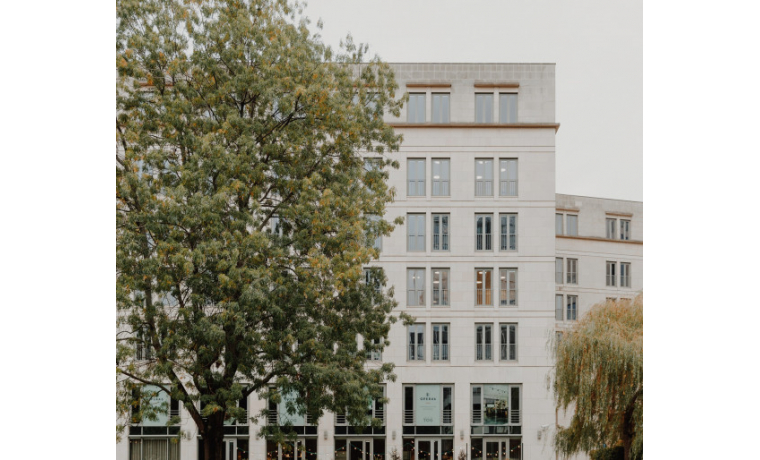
[510,410,520,424]
[432,343,449,361]
[476,289,492,305]
[476,344,492,360]
[404,410,414,424]
[267,412,278,425]
[500,180,517,196]
[500,345,516,361]
[432,289,449,306]
[374,408,384,422]
[476,181,493,196]
[433,233,449,250]
[471,410,482,424]
[432,181,450,196]
[442,409,452,424]
[476,234,492,250]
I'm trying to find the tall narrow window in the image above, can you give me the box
[475,94,494,123]
[366,337,382,361]
[475,324,492,360]
[620,262,631,287]
[407,269,425,306]
[566,215,578,236]
[407,93,426,123]
[432,214,450,251]
[499,159,518,196]
[432,159,450,196]
[475,159,493,196]
[499,268,517,306]
[432,269,450,306]
[475,214,493,251]
[555,258,563,284]
[500,214,517,251]
[366,214,382,251]
[499,93,518,123]
[431,93,450,123]
[271,215,282,236]
[606,261,617,287]
[475,269,492,305]
[555,294,563,320]
[555,214,564,235]
[432,324,449,361]
[567,295,577,321]
[567,258,578,284]
[407,324,425,361]
[606,218,616,239]
[500,324,517,361]
[407,214,425,251]
[620,220,630,240]
[407,159,425,196]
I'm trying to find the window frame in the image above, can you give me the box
[475,323,493,361]
[499,323,517,361]
[555,257,563,285]
[566,258,578,285]
[407,93,426,123]
[620,219,631,240]
[407,159,426,197]
[606,218,617,239]
[498,93,518,123]
[431,93,450,123]
[499,213,517,251]
[475,268,493,306]
[431,268,450,306]
[432,213,450,251]
[606,261,617,287]
[499,268,517,306]
[432,323,450,361]
[407,324,426,361]
[475,93,494,123]
[431,158,450,196]
[475,214,493,251]
[555,294,564,321]
[407,213,426,252]
[620,262,631,288]
[566,214,578,236]
[407,268,426,306]
[475,159,494,196]
[499,158,518,196]
[402,384,455,426]
[566,295,577,321]
[470,384,521,426]
[555,213,564,235]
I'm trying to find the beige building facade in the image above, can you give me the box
[119,63,642,460]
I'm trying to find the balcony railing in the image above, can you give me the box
[500,180,517,196]
[432,344,449,361]
[404,410,414,424]
[471,409,482,424]
[432,289,449,306]
[476,289,492,305]
[476,181,493,196]
[476,234,492,250]
[432,180,449,196]
[432,233,449,251]
[442,409,452,424]
[510,409,520,424]
[476,344,492,360]
[374,408,384,422]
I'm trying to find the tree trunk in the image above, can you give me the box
[203,413,227,460]
[621,432,632,460]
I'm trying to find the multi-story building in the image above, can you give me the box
[119,63,642,460]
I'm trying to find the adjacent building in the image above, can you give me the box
[119,63,642,460]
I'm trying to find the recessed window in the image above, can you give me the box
[432,159,450,196]
[555,214,564,235]
[475,324,493,360]
[499,268,517,306]
[567,258,578,284]
[407,93,426,123]
[407,324,425,361]
[407,269,425,306]
[475,159,494,196]
[407,159,425,196]
[555,294,563,320]
[407,214,425,252]
[432,214,450,251]
[432,324,449,360]
[475,269,493,306]
[620,262,631,288]
[566,215,578,236]
[620,219,631,240]
[475,214,493,251]
[555,258,563,284]
[566,295,577,321]
[475,93,494,123]
[606,218,617,239]
[500,213,517,251]
[432,93,450,123]
[499,93,518,123]
[500,324,517,361]
[499,159,518,196]
[606,261,617,287]
[432,268,450,306]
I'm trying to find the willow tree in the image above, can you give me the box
[116,1,405,459]
[552,296,643,460]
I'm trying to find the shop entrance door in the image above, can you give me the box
[484,439,521,460]
[224,439,237,460]
[348,439,372,460]
[416,439,440,460]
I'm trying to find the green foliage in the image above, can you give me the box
[116,0,405,457]
[590,445,642,460]
[552,296,643,460]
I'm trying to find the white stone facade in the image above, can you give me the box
[119,63,642,460]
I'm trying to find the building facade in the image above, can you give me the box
[118,63,642,460]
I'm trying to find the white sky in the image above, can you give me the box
[303,0,642,201]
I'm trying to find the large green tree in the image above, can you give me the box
[116,1,406,459]
[552,295,643,460]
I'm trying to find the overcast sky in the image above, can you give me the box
[303,0,642,201]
